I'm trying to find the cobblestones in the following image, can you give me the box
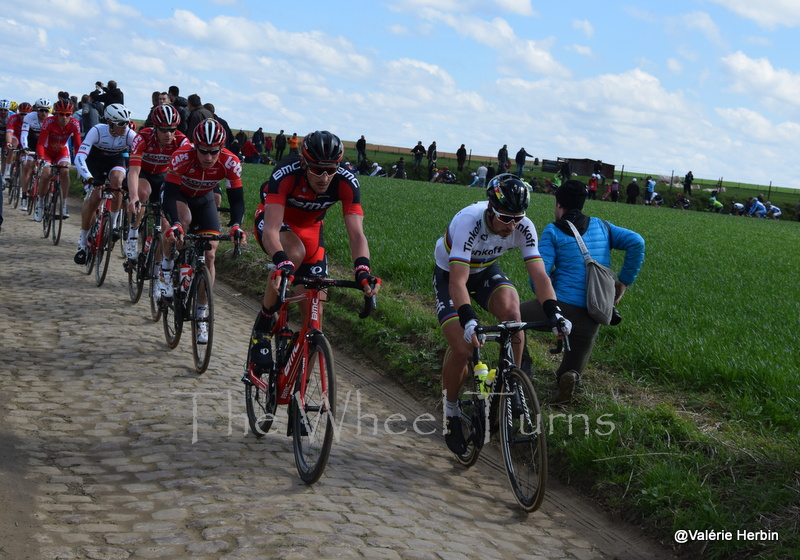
[0,199,673,559]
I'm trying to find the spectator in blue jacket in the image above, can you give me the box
[520,180,645,403]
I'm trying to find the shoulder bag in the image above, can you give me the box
[565,220,617,325]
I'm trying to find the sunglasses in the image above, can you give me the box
[307,165,338,177]
[157,127,177,134]
[110,121,128,127]
[197,146,221,155]
[491,206,525,224]
[37,108,50,113]
[56,112,72,117]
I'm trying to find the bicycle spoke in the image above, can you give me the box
[190,266,214,373]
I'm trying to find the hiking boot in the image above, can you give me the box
[445,415,468,455]
[553,370,579,404]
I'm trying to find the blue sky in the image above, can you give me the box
[2,0,800,187]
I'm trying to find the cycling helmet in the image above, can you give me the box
[0,99,10,110]
[34,98,51,110]
[152,104,181,128]
[301,130,343,166]
[53,98,74,114]
[193,118,226,147]
[104,103,131,125]
[17,102,31,114]
[486,173,530,214]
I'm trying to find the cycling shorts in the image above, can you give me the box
[164,190,219,235]
[139,170,166,203]
[433,263,514,326]
[40,147,71,167]
[253,210,328,278]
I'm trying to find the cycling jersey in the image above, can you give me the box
[20,112,47,150]
[37,115,81,161]
[129,127,190,174]
[74,123,136,180]
[434,201,542,273]
[6,113,25,143]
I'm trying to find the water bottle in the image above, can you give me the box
[483,368,497,396]
[179,263,193,291]
[474,361,489,398]
[143,235,151,253]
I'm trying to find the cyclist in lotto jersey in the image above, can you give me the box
[158,119,246,343]
[32,99,81,221]
[249,130,380,366]
[124,104,190,259]
[433,173,570,456]
[73,103,136,265]
[19,98,51,211]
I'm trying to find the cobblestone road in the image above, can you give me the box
[0,198,673,560]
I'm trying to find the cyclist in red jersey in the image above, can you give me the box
[158,119,247,343]
[33,99,81,221]
[4,101,31,154]
[249,130,381,362]
[124,104,190,258]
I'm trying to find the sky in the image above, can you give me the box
[2,0,800,187]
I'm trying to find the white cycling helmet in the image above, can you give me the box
[34,97,51,110]
[0,99,10,110]
[104,103,131,125]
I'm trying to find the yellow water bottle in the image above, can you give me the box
[484,368,497,395]
[474,361,488,397]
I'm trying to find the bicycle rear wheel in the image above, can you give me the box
[499,367,547,512]
[94,210,113,287]
[161,282,183,349]
[117,204,129,259]
[9,163,20,208]
[292,333,336,484]
[126,233,144,303]
[84,219,97,275]
[50,186,62,245]
[189,266,214,373]
[41,189,53,238]
[148,235,163,321]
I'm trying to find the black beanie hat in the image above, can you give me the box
[555,180,588,210]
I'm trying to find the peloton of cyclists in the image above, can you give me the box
[73,103,136,265]
[19,98,52,211]
[249,130,381,369]
[157,118,247,344]
[33,98,81,221]
[124,103,190,259]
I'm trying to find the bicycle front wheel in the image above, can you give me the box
[50,186,62,245]
[41,189,53,238]
[189,266,214,373]
[117,206,129,259]
[9,165,20,208]
[499,367,547,512]
[161,283,183,349]
[292,333,336,484]
[148,235,163,321]
[94,210,113,287]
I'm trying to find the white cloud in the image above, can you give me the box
[493,0,536,16]
[667,58,683,73]
[710,0,800,28]
[721,51,800,110]
[567,44,593,57]
[572,19,594,39]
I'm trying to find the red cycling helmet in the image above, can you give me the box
[152,104,180,128]
[17,102,32,115]
[193,118,225,147]
[53,99,74,115]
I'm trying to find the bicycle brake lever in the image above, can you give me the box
[359,294,377,319]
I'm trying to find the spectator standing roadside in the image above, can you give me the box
[287,132,300,155]
[252,127,264,154]
[97,80,124,106]
[168,86,190,134]
[235,129,248,147]
[356,135,367,165]
[683,171,694,196]
[263,135,273,160]
[204,103,233,150]
[609,179,620,202]
[497,144,509,171]
[427,141,437,169]
[626,178,639,204]
[643,176,655,205]
[274,130,287,162]
[520,180,645,403]
[587,174,599,200]
[514,147,533,178]
[80,94,100,138]
[456,144,467,172]
[476,162,488,189]
[411,141,426,167]
[186,94,214,138]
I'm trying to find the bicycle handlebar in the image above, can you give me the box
[275,271,377,318]
[475,320,570,354]
[178,231,242,259]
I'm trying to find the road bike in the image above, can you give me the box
[5,148,24,209]
[243,271,377,484]
[450,320,569,512]
[84,182,119,287]
[124,200,163,307]
[24,155,44,216]
[159,231,241,373]
[41,163,69,245]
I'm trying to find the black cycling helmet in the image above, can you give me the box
[301,130,344,166]
[486,173,530,214]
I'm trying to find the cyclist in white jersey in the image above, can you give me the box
[72,103,135,264]
[18,98,51,211]
[433,173,571,455]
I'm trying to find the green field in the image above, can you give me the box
[219,162,799,559]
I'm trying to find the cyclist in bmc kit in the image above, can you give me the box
[124,103,190,258]
[157,118,247,343]
[250,130,381,368]
[433,173,571,455]
[33,98,81,220]
[19,98,51,211]
[73,103,136,264]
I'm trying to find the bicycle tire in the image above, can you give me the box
[442,348,482,467]
[161,267,183,348]
[95,210,113,287]
[84,216,98,275]
[126,230,144,304]
[51,186,62,245]
[9,163,20,208]
[189,266,214,373]
[244,348,279,437]
[292,333,336,484]
[41,188,52,239]
[117,204,129,259]
[148,234,163,321]
[499,367,547,512]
